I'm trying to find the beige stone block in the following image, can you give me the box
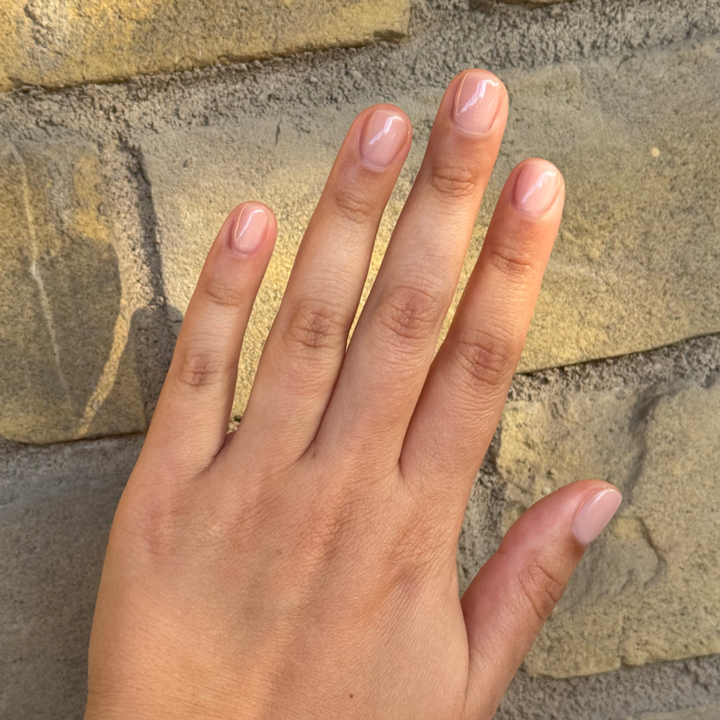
[0,0,409,91]
[503,40,720,371]
[141,39,720,415]
[497,378,720,677]
[0,140,146,443]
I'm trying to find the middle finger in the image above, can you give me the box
[315,70,508,469]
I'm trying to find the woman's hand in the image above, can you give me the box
[85,69,621,720]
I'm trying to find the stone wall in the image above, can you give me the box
[1,1,719,718]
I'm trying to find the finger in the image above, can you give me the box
[316,70,508,468]
[401,159,564,506]
[233,105,411,463]
[145,203,276,475]
[460,481,622,719]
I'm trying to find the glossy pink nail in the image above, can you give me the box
[231,206,268,256]
[453,70,502,134]
[360,109,409,169]
[572,488,622,546]
[514,160,561,215]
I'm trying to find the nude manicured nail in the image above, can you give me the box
[514,161,561,215]
[572,488,622,546]
[231,206,268,256]
[453,70,502,134]
[360,109,409,169]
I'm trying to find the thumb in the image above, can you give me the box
[461,480,622,719]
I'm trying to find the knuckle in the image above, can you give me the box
[332,184,377,225]
[427,161,480,200]
[290,488,360,568]
[173,349,231,389]
[387,515,448,580]
[305,506,347,563]
[376,284,443,344]
[486,241,539,282]
[125,491,192,561]
[516,558,565,624]
[452,330,517,389]
[201,276,246,309]
[285,298,346,353]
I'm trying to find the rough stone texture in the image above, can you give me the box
[507,40,720,371]
[0,437,142,718]
[497,377,720,678]
[487,0,574,5]
[629,705,720,720]
[495,651,720,720]
[141,38,720,415]
[0,0,409,92]
[1,0,720,718]
[0,140,146,443]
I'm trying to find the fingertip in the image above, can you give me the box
[360,102,412,128]
[447,68,508,136]
[358,103,413,170]
[501,479,618,554]
[509,158,565,216]
[572,483,623,546]
[452,68,508,108]
[228,201,277,233]
[225,202,277,258]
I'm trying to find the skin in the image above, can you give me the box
[85,69,616,720]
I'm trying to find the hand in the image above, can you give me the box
[85,69,621,720]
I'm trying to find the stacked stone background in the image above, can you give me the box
[1,0,719,718]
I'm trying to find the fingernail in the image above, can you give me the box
[453,70,503,134]
[360,109,409,169]
[513,160,561,215]
[572,488,622,546]
[231,206,268,256]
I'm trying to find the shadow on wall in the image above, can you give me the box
[0,138,176,446]
[86,303,179,439]
[0,249,173,445]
